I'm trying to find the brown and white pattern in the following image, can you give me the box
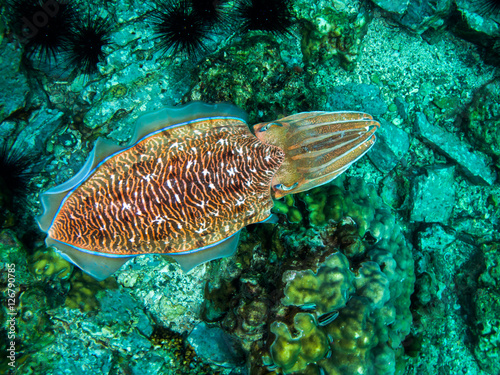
[49,118,284,255]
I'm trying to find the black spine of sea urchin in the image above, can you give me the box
[0,144,34,204]
[190,0,229,27]
[8,0,78,63]
[66,15,112,76]
[473,0,500,18]
[235,0,294,36]
[151,0,211,57]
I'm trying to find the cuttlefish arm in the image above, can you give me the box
[253,111,380,199]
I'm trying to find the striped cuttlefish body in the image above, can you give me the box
[36,102,380,280]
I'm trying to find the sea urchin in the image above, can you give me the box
[235,0,294,36]
[66,15,112,76]
[8,0,78,63]
[0,144,33,204]
[151,0,211,57]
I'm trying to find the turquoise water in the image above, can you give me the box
[0,0,498,374]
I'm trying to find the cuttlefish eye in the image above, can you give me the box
[258,122,283,132]
[274,182,299,192]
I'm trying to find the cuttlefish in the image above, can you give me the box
[36,102,379,280]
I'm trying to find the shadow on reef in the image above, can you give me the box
[198,176,415,374]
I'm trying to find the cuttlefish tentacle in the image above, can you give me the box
[253,111,380,199]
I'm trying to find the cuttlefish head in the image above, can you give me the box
[253,111,380,199]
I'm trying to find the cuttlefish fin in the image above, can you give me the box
[253,111,380,198]
[167,231,241,272]
[46,238,134,281]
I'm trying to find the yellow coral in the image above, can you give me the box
[31,247,73,280]
[282,252,355,315]
[273,195,303,223]
[270,313,329,373]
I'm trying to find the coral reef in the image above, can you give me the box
[1,0,497,372]
[202,177,414,374]
[186,34,317,122]
[269,181,413,375]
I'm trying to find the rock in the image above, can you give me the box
[410,164,456,223]
[371,0,411,14]
[12,108,65,155]
[394,96,409,120]
[452,0,500,50]
[327,84,388,117]
[188,322,246,368]
[397,0,452,33]
[0,43,30,123]
[368,119,410,173]
[417,224,456,253]
[371,0,452,33]
[414,112,496,185]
